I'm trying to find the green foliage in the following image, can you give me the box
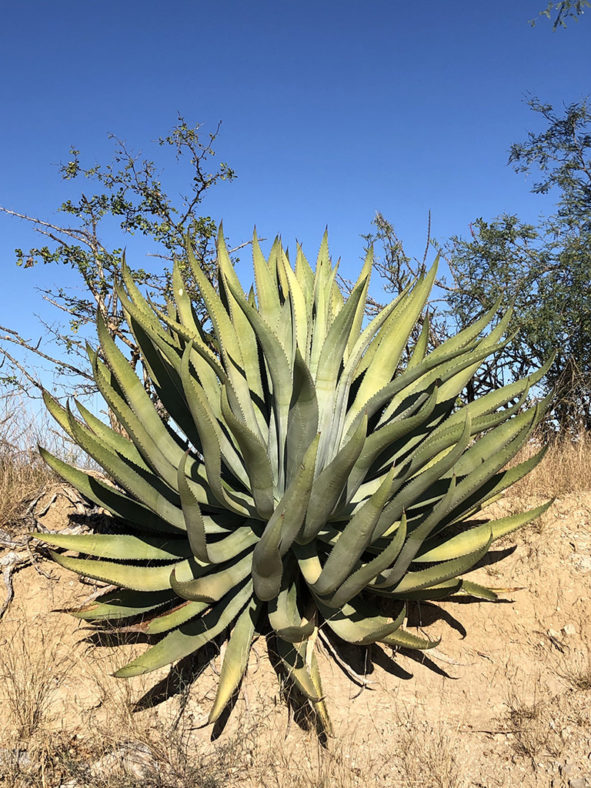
[531,1,590,28]
[0,117,235,398]
[444,98,591,431]
[509,98,591,227]
[37,231,550,737]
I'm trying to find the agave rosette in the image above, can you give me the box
[38,230,551,734]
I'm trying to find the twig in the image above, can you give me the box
[0,551,30,619]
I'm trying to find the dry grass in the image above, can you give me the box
[256,729,381,787]
[0,399,55,534]
[0,618,264,787]
[506,429,591,499]
[503,680,590,782]
[0,390,93,535]
[505,683,556,763]
[0,619,74,739]
[558,648,591,692]
[392,711,466,788]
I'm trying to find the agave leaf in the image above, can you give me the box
[387,531,493,595]
[208,598,261,723]
[381,629,440,650]
[50,551,204,592]
[307,643,333,737]
[275,269,296,359]
[372,414,471,541]
[319,595,406,646]
[252,231,282,331]
[326,295,405,456]
[346,384,439,499]
[275,637,323,702]
[415,500,552,563]
[123,284,225,387]
[36,532,191,562]
[45,389,152,478]
[308,231,335,377]
[186,242,264,441]
[375,336,511,430]
[177,449,210,562]
[445,409,539,518]
[180,348,250,490]
[350,286,411,384]
[124,316,209,449]
[276,435,321,554]
[430,297,504,360]
[407,314,430,368]
[375,581,463,601]
[446,446,548,525]
[450,402,541,479]
[252,436,320,601]
[458,579,498,601]
[343,246,373,360]
[250,513,283,602]
[65,409,194,529]
[223,275,294,488]
[119,256,155,316]
[403,400,532,480]
[351,261,438,416]
[313,465,396,598]
[285,350,319,485]
[140,600,210,635]
[326,514,408,608]
[217,233,265,413]
[185,241,245,376]
[373,473,461,589]
[93,354,181,491]
[39,448,183,535]
[344,341,486,439]
[170,551,253,603]
[278,248,309,354]
[437,309,513,403]
[315,275,369,413]
[317,299,375,469]
[220,385,276,518]
[302,414,368,542]
[172,259,202,336]
[71,588,175,621]
[180,350,249,487]
[268,568,316,643]
[115,579,253,677]
[75,399,154,473]
[96,312,185,464]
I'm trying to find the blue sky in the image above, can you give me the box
[1,1,590,389]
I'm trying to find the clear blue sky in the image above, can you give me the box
[1,1,590,387]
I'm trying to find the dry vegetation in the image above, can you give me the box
[0,406,590,787]
[507,429,591,500]
[0,395,57,535]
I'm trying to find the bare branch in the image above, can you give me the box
[0,325,93,381]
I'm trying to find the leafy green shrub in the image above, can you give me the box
[37,231,551,735]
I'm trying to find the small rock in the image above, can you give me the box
[569,778,588,788]
[549,628,561,638]
[562,623,577,636]
[562,762,579,778]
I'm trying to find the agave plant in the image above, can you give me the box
[37,230,551,735]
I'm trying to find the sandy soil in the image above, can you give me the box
[1,488,590,787]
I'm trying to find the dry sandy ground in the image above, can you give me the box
[0,489,590,787]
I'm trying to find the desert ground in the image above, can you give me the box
[0,440,590,787]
